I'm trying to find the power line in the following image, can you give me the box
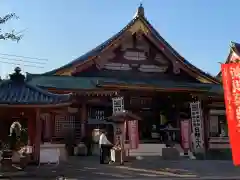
[0,53,48,61]
[0,56,46,65]
[0,61,44,68]
[15,28,28,35]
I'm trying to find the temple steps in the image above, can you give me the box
[129,143,186,157]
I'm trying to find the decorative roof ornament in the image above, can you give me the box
[230,41,235,48]
[133,2,145,18]
[9,67,25,82]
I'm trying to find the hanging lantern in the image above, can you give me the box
[112,97,124,114]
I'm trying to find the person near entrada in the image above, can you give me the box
[99,130,112,164]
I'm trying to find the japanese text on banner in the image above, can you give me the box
[127,120,139,149]
[221,63,240,166]
[190,101,204,150]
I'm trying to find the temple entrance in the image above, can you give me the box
[127,92,191,144]
[137,109,158,142]
[137,110,181,143]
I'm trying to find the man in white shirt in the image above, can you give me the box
[99,130,112,164]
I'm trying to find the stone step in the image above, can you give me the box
[129,143,189,158]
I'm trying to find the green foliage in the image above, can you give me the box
[0,13,22,42]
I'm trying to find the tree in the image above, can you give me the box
[0,13,22,42]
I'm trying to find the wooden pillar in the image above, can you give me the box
[42,112,51,142]
[50,112,54,142]
[200,99,206,154]
[34,108,42,163]
[203,103,210,151]
[27,114,35,146]
[81,103,87,137]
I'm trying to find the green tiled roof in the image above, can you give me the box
[209,84,223,94]
[0,69,71,105]
[27,75,98,90]
[98,79,223,94]
[26,74,223,94]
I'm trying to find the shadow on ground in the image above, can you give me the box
[11,156,238,179]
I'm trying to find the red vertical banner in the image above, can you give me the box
[127,120,139,149]
[114,123,126,149]
[181,120,190,150]
[221,63,240,166]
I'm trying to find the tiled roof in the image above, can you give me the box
[44,17,138,75]
[216,41,240,78]
[231,41,240,54]
[0,68,71,105]
[27,74,98,90]
[97,78,222,94]
[43,5,219,84]
[27,74,223,94]
[106,111,142,122]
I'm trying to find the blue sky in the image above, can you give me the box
[0,0,240,77]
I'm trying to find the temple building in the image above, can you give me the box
[208,42,240,151]
[217,41,240,78]
[0,67,72,162]
[25,5,227,155]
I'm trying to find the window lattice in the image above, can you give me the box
[54,114,76,137]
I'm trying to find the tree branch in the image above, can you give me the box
[0,13,22,42]
[0,30,22,42]
[0,13,19,24]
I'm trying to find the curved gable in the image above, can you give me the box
[44,5,219,84]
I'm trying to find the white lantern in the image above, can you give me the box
[112,97,124,114]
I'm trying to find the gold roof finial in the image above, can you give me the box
[134,1,145,18]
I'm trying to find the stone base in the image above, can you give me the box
[40,143,68,162]
[162,147,180,160]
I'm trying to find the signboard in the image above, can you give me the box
[112,97,124,114]
[114,123,125,149]
[190,101,204,150]
[221,63,240,165]
[181,120,190,150]
[127,120,139,149]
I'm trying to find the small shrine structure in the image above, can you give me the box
[0,67,72,163]
[107,96,141,164]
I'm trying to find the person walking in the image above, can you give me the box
[99,130,112,164]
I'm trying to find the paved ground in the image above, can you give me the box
[2,156,240,180]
